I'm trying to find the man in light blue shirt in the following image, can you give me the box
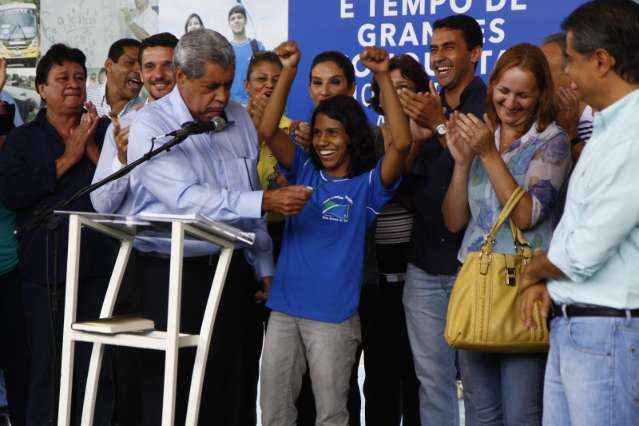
[124,29,311,425]
[520,1,639,425]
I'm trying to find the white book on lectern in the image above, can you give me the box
[72,315,155,334]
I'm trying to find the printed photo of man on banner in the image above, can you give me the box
[159,0,288,105]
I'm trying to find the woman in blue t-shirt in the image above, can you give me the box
[256,41,412,426]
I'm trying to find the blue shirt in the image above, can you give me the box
[548,89,639,309]
[230,39,265,106]
[127,86,273,279]
[90,109,139,215]
[267,147,399,323]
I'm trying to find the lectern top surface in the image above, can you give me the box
[54,211,255,246]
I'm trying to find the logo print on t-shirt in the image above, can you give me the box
[321,195,353,223]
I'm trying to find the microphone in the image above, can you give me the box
[152,116,232,141]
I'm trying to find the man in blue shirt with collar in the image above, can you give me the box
[126,29,311,425]
[520,1,639,425]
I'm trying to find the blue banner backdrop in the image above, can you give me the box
[288,0,586,124]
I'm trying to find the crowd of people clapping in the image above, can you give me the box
[0,1,638,426]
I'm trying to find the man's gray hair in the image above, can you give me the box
[173,29,235,79]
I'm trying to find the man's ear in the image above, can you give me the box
[104,58,114,75]
[593,48,616,78]
[470,46,482,66]
[175,66,187,85]
[36,83,47,101]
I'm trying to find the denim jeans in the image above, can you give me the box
[403,263,462,426]
[543,315,639,426]
[458,350,546,426]
[260,311,361,426]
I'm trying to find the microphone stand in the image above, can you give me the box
[20,132,191,234]
[17,122,232,425]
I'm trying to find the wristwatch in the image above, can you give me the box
[435,123,448,136]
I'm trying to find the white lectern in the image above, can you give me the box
[55,211,255,426]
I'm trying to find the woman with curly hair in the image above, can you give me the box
[256,41,412,426]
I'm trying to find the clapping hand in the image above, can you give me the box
[398,80,446,132]
[111,115,130,165]
[65,101,99,164]
[247,94,268,129]
[83,102,100,164]
[446,112,474,167]
[454,113,496,157]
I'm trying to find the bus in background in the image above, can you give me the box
[0,2,39,68]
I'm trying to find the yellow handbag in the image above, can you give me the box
[444,187,549,353]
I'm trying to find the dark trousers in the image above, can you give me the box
[133,251,264,426]
[359,281,420,426]
[0,267,29,426]
[112,252,143,426]
[22,278,114,426]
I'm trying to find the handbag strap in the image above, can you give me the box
[481,187,531,253]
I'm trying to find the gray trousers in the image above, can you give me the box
[260,311,361,426]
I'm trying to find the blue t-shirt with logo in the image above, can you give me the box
[267,146,400,323]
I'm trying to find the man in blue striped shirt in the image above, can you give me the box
[520,1,639,425]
